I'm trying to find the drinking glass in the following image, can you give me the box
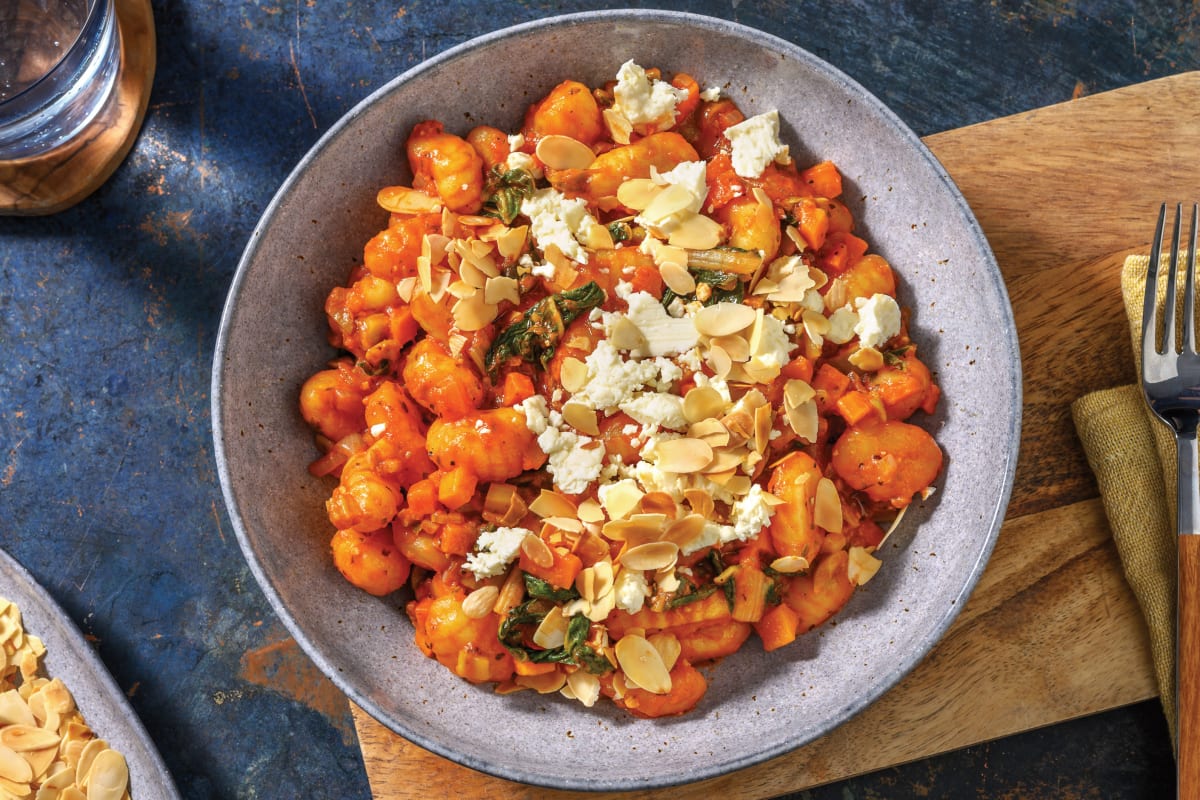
[0,0,120,160]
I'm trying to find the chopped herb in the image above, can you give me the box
[607,221,633,243]
[485,281,606,374]
[498,600,611,674]
[524,572,580,603]
[482,166,537,225]
[883,345,915,367]
[667,582,718,609]
[722,576,736,610]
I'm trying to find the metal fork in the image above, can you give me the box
[1141,202,1200,796]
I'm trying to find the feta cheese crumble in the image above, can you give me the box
[725,109,790,179]
[854,293,902,349]
[520,187,599,264]
[465,526,533,578]
[612,60,688,128]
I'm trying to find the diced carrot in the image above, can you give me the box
[795,198,829,251]
[836,390,879,426]
[519,547,582,591]
[670,73,701,125]
[819,231,869,276]
[754,603,799,652]
[800,160,843,199]
[501,372,536,406]
[812,363,851,397]
[437,466,477,510]
[405,478,440,518]
[781,354,814,383]
[626,262,664,298]
[512,658,558,677]
[438,521,477,556]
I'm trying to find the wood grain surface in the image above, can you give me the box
[352,72,1200,798]
[1181,534,1199,797]
[0,0,156,215]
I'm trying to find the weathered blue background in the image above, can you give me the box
[0,1,1192,797]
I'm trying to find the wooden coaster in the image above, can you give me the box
[0,0,156,216]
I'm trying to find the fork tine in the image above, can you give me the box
[1164,204,1184,354]
[1185,204,1199,354]
[1144,203,1167,361]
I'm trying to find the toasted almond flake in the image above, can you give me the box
[711,334,750,362]
[520,533,555,569]
[743,357,781,385]
[638,492,678,517]
[446,279,477,299]
[725,475,753,495]
[585,590,616,622]
[694,301,757,338]
[496,225,528,260]
[529,490,578,519]
[0,692,33,728]
[566,669,601,707]
[602,514,668,546]
[451,291,499,332]
[603,107,634,145]
[620,541,679,572]
[849,346,885,372]
[440,206,460,237]
[583,222,616,251]
[784,379,816,409]
[752,186,773,210]
[516,670,568,694]
[562,402,600,436]
[703,448,745,475]
[641,182,694,222]
[786,399,819,443]
[616,177,662,211]
[0,775,29,797]
[721,406,756,441]
[535,134,597,170]
[770,555,810,574]
[377,185,442,214]
[647,632,682,673]
[462,586,499,619]
[653,438,714,474]
[577,498,606,524]
[484,275,520,306]
[801,310,831,343]
[667,213,725,250]
[848,546,883,585]
[684,489,715,519]
[784,224,806,251]
[657,566,682,594]
[753,403,773,454]
[707,344,733,379]
[576,530,612,566]
[878,505,908,548]
[705,468,737,486]
[560,357,589,394]
[682,387,726,424]
[395,276,417,302]
[649,242,688,268]
[814,477,844,533]
[664,514,707,548]
[591,560,615,600]
[614,635,672,695]
[532,606,570,649]
[600,480,644,522]
[659,261,696,295]
[608,315,650,352]
[0,725,57,752]
[542,516,584,533]
[543,243,578,282]
[0,743,30,785]
[493,565,526,615]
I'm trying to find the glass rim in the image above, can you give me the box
[0,0,109,112]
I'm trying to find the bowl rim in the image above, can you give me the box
[212,7,1022,790]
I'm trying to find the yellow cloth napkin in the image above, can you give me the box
[1071,254,1178,745]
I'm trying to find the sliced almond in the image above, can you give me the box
[641,183,694,222]
[0,692,34,728]
[848,546,883,585]
[484,275,520,306]
[462,586,500,619]
[565,669,602,707]
[520,533,555,569]
[614,635,672,695]
[560,357,589,394]
[770,555,810,574]
[660,261,697,295]
[620,541,679,572]
[814,477,844,533]
[850,346,885,372]
[710,334,750,362]
[702,448,745,475]
[616,178,662,211]
[542,516,584,533]
[496,225,528,260]
[638,492,678,517]
[602,514,669,546]
[609,315,650,352]
[753,403,773,454]
[377,185,442,214]
[653,438,714,474]
[529,490,578,519]
[0,725,58,752]
[600,480,645,522]
[682,386,726,424]
[603,107,634,145]
[694,302,757,338]
[647,632,682,672]
[535,134,597,170]
[684,489,715,519]
[451,291,499,332]
[516,670,567,694]
[786,399,819,443]
[706,344,733,379]
[562,402,600,436]
[784,378,816,409]
[532,606,570,649]
[0,743,30,785]
[664,514,707,549]
[668,213,725,250]
[577,498,606,524]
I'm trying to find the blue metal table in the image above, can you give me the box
[0,1,1189,797]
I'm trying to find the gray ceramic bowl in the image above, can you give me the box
[213,10,1020,791]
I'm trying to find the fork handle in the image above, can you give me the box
[1181,534,1200,796]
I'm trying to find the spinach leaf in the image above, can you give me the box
[524,572,580,603]
[485,281,605,374]
[661,267,744,310]
[482,166,537,225]
[666,581,719,609]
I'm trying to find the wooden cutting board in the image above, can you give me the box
[352,72,1200,798]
